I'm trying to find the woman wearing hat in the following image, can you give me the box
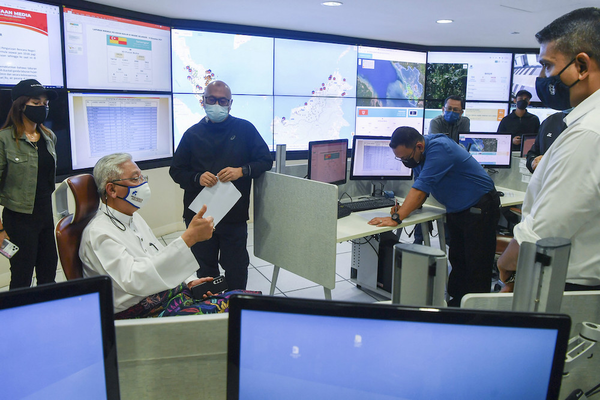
[0,79,59,289]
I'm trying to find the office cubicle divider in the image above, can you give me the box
[253,171,338,293]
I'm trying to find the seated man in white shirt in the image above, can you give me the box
[80,153,258,318]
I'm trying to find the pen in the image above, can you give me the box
[395,198,399,210]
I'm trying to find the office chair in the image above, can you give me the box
[55,174,100,280]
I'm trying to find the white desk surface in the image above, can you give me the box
[336,188,526,243]
[336,200,446,243]
[496,186,526,207]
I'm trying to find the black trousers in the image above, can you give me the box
[3,200,58,290]
[446,190,501,307]
[184,219,250,290]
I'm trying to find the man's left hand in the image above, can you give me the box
[368,216,398,227]
[217,167,243,182]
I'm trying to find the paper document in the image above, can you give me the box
[188,181,242,226]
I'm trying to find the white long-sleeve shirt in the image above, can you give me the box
[80,206,198,312]
[513,88,600,286]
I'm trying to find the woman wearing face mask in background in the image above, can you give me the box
[0,79,59,290]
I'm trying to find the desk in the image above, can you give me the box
[496,186,526,207]
[337,202,447,248]
[253,173,525,300]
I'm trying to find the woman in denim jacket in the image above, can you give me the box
[0,79,58,289]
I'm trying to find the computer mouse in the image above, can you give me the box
[498,191,505,197]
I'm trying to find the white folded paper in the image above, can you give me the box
[188,180,242,226]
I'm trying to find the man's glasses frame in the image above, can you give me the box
[204,96,231,107]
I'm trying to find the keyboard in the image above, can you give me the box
[342,197,396,213]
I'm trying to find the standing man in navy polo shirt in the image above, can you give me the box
[369,127,500,306]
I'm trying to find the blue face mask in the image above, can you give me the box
[204,103,229,123]
[535,58,579,111]
[443,110,461,124]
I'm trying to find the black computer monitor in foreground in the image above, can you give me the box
[521,134,537,157]
[0,276,120,400]
[350,135,413,181]
[227,295,570,400]
[307,139,348,185]
[458,132,512,168]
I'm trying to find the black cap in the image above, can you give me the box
[11,79,58,102]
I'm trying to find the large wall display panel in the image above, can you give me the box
[464,102,508,133]
[173,93,274,151]
[68,92,173,170]
[63,8,171,91]
[273,95,355,151]
[171,29,273,96]
[513,53,541,102]
[426,52,512,105]
[0,0,63,87]
[356,46,426,107]
[274,38,357,97]
[355,106,424,136]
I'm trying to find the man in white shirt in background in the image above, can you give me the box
[498,7,600,291]
[80,153,231,318]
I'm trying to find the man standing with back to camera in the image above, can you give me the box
[170,80,272,290]
[498,7,600,292]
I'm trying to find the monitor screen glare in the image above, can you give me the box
[308,139,348,185]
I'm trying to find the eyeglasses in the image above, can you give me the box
[111,175,148,185]
[395,147,416,162]
[204,96,231,107]
[444,106,462,113]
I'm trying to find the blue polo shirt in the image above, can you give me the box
[412,134,495,213]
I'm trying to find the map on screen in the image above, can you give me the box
[357,46,426,107]
[173,93,274,150]
[273,39,357,150]
[171,29,274,95]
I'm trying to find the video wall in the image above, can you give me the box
[0,0,553,178]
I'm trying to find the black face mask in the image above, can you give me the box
[23,105,49,124]
[535,58,579,111]
[401,147,424,169]
[516,100,528,110]
[402,157,419,169]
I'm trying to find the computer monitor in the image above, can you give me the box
[458,132,512,169]
[350,135,412,181]
[227,295,570,400]
[68,92,173,170]
[307,139,348,185]
[0,276,120,399]
[521,134,537,157]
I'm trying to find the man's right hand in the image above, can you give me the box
[200,171,218,187]
[532,155,543,171]
[181,205,214,247]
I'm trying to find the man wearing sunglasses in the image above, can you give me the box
[170,80,273,291]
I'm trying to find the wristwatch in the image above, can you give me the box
[503,271,516,284]
[391,213,402,225]
[241,165,250,177]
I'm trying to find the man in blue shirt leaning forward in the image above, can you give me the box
[369,127,500,306]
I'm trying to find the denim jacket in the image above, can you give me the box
[0,126,57,214]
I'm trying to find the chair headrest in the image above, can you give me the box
[68,174,100,224]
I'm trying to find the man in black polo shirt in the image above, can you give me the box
[497,90,541,151]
